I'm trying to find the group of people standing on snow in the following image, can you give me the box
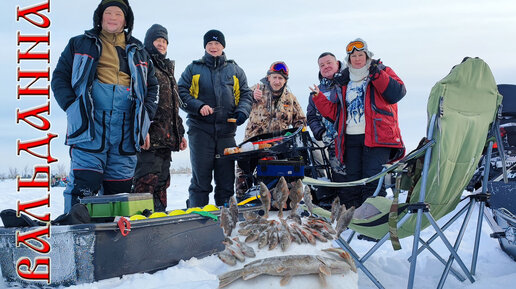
[52,0,406,214]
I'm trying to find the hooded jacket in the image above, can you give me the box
[312,61,406,163]
[245,77,306,140]
[177,52,253,138]
[147,53,185,152]
[51,1,158,150]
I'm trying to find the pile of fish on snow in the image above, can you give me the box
[216,176,357,288]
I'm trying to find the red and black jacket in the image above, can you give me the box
[312,63,406,163]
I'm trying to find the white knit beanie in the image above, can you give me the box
[345,38,374,64]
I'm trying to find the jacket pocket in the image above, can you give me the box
[66,96,88,140]
[74,111,105,153]
[373,116,400,145]
[119,112,136,155]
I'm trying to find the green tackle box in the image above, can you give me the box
[80,193,154,217]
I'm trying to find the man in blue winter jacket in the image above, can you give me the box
[307,53,348,194]
[178,30,253,207]
[52,0,158,213]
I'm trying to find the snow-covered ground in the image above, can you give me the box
[1,175,515,289]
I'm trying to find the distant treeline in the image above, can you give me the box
[0,165,192,180]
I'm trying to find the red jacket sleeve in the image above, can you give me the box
[311,91,338,122]
[371,66,406,104]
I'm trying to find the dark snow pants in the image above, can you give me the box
[339,134,390,208]
[187,128,236,207]
[133,149,172,212]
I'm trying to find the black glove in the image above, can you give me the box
[369,59,385,80]
[314,129,325,141]
[333,70,350,86]
[235,112,247,126]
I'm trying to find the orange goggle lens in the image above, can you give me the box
[346,41,365,54]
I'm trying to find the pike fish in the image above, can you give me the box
[288,179,304,217]
[258,182,271,219]
[218,254,353,288]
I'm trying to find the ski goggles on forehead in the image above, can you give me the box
[271,62,288,74]
[346,41,366,54]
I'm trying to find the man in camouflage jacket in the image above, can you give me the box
[236,61,306,198]
[133,24,187,211]
[244,61,306,139]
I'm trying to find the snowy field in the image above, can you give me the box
[1,175,515,289]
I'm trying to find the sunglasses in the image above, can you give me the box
[346,41,365,54]
[271,62,288,75]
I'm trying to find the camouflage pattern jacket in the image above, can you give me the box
[148,55,185,152]
[245,78,306,140]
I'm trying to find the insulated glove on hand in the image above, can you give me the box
[314,129,325,141]
[369,59,384,80]
[333,70,350,86]
[235,112,247,126]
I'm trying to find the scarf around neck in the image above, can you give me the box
[349,59,372,81]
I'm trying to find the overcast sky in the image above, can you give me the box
[1,0,515,175]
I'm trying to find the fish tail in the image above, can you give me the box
[218,268,244,288]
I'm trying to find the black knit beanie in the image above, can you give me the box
[144,24,169,54]
[93,0,134,35]
[203,29,225,48]
[100,0,128,16]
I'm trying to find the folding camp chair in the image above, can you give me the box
[466,84,516,261]
[303,57,503,289]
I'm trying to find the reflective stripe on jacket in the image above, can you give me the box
[177,52,253,137]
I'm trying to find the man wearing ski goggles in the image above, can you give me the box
[269,62,289,76]
[235,61,306,200]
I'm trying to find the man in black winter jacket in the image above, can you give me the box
[178,30,253,207]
